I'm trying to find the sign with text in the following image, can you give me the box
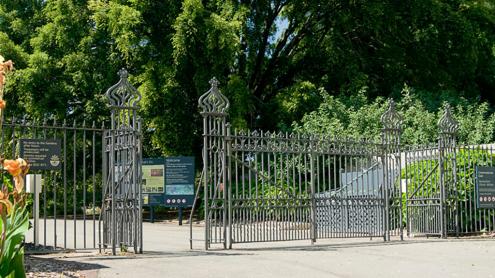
[476,166,495,209]
[164,156,195,208]
[142,158,165,206]
[20,139,61,170]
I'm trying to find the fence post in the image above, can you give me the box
[309,135,317,244]
[437,104,459,238]
[198,77,230,250]
[381,99,402,241]
[226,123,233,249]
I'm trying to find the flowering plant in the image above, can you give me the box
[0,55,30,278]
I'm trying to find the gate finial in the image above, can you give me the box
[106,68,141,109]
[381,99,402,130]
[438,104,459,134]
[198,77,230,115]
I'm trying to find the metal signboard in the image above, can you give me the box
[164,156,195,208]
[476,166,495,209]
[20,139,61,170]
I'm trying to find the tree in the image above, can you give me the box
[0,0,494,157]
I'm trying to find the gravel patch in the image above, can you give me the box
[25,254,100,278]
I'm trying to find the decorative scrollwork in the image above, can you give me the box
[105,68,141,109]
[438,104,459,134]
[381,99,402,130]
[198,77,230,115]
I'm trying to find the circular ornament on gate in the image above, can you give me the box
[167,199,171,204]
[50,155,61,167]
[172,199,176,203]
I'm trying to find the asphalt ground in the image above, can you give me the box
[27,221,495,278]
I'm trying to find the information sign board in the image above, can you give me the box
[20,139,61,170]
[142,158,165,206]
[476,166,495,209]
[141,157,195,207]
[164,156,195,208]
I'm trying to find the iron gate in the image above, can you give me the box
[198,78,403,249]
[102,69,143,254]
[20,69,143,254]
[403,106,458,237]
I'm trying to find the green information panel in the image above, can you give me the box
[141,157,195,207]
[142,158,165,206]
[142,159,165,194]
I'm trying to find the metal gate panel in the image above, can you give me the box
[314,141,387,239]
[229,131,313,243]
[404,105,459,238]
[102,69,142,255]
[404,145,443,237]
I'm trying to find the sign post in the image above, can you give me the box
[475,166,495,209]
[26,174,42,246]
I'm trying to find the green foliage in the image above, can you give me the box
[296,86,495,145]
[0,204,29,278]
[450,149,495,231]
[0,0,494,157]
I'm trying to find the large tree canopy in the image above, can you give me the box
[0,0,494,156]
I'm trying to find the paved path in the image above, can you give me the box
[35,222,495,278]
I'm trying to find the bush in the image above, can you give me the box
[295,85,495,145]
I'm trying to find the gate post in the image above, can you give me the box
[381,100,402,241]
[437,104,458,238]
[198,77,230,250]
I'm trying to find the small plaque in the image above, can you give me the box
[20,139,61,170]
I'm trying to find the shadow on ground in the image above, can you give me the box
[85,250,256,261]
[232,237,495,252]
[25,255,108,276]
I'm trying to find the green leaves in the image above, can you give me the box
[0,205,29,278]
[0,0,494,157]
[296,86,495,145]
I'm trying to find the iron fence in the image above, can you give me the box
[195,77,495,249]
[16,69,143,254]
[3,117,105,250]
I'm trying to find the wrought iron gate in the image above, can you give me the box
[198,78,403,249]
[102,69,143,254]
[403,106,458,237]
